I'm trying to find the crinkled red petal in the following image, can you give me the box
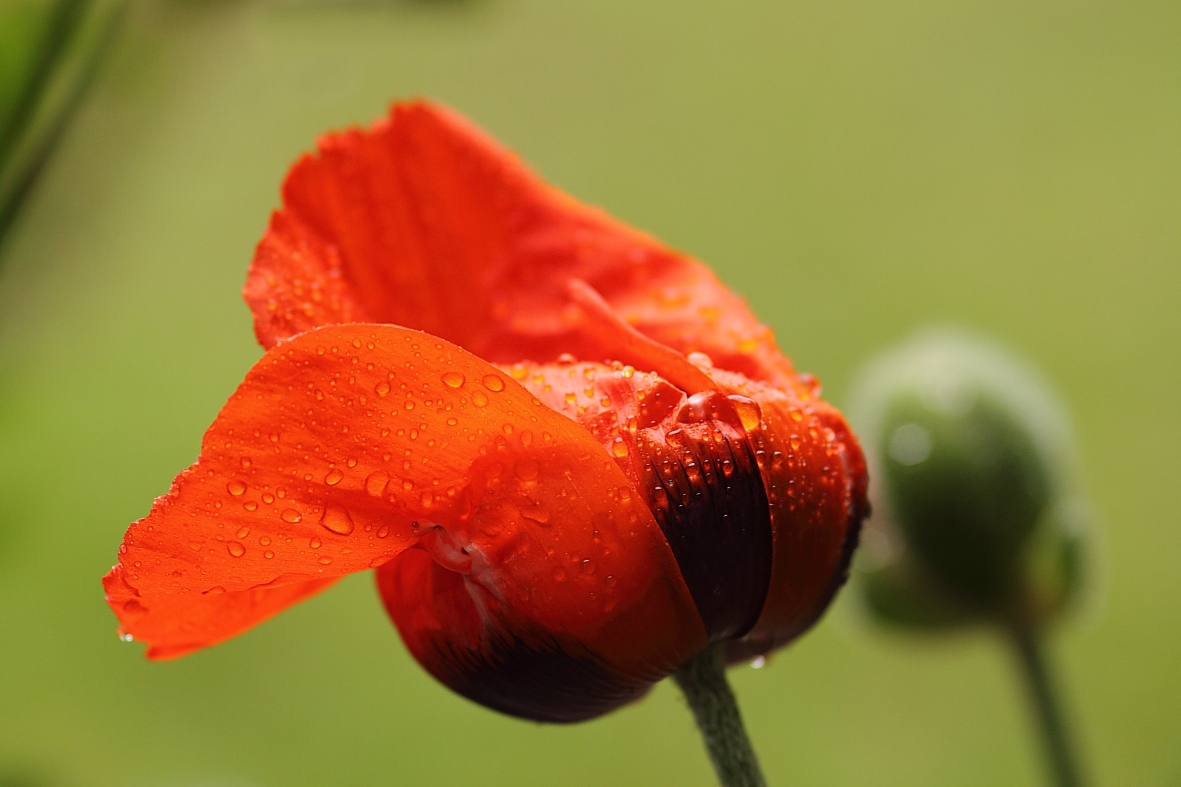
[105,324,703,665]
[245,100,795,386]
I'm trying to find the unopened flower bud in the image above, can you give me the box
[848,331,1090,627]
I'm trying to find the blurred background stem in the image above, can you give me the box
[0,0,126,256]
[1008,618,1086,787]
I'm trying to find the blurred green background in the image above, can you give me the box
[1,0,1178,785]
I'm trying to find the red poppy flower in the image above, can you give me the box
[104,101,868,723]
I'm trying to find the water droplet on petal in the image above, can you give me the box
[325,469,344,486]
[520,505,550,524]
[750,656,766,669]
[611,438,629,458]
[580,559,595,574]
[280,508,303,524]
[471,391,489,408]
[264,550,275,559]
[441,371,466,388]
[309,536,322,549]
[365,471,389,496]
[481,373,505,392]
[375,381,391,396]
[262,492,275,504]
[243,500,258,511]
[226,480,247,496]
[376,525,390,538]
[227,542,246,558]
[118,632,134,642]
[320,503,355,535]
[235,526,250,539]
[728,395,762,431]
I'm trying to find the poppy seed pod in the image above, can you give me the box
[848,332,1089,628]
[104,101,868,723]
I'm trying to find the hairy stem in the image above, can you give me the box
[673,642,767,787]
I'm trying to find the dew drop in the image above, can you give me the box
[280,508,303,524]
[119,632,134,642]
[605,575,617,587]
[240,457,252,469]
[310,536,323,549]
[262,492,275,504]
[441,371,466,388]
[325,469,344,486]
[471,391,489,408]
[402,478,415,491]
[365,471,389,497]
[520,505,550,524]
[790,435,802,451]
[750,656,766,669]
[318,556,333,565]
[375,381,391,397]
[243,500,258,511]
[611,438,629,458]
[481,373,505,392]
[320,503,355,535]
[580,559,595,575]
[227,542,246,558]
[264,550,275,559]
[404,400,415,410]
[235,526,250,539]
[376,525,390,538]
[728,395,762,431]
[226,480,247,496]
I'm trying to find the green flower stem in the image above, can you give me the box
[1007,619,1086,787]
[673,642,767,787]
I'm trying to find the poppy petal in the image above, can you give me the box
[106,323,703,665]
[376,549,654,723]
[507,358,867,657]
[103,568,338,660]
[706,369,868,659]
[245,100,795,386]
[505,360,774,642]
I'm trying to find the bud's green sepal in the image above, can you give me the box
[849,332,1090,627]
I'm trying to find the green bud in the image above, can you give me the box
[848,331,1091,627]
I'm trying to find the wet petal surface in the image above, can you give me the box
[246,101,795,386]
